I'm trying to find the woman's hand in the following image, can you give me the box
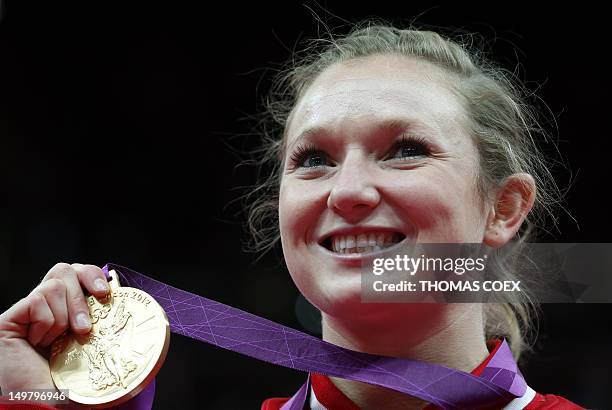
[0,263,110,392]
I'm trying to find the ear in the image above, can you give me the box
[483,173,536,248]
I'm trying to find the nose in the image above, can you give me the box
[327,150,381,220]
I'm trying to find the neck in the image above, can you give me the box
[321,303,489,410]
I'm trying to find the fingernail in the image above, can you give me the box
[76,312,91,329]
[94,278,109,293]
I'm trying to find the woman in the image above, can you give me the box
[0,22,584,409]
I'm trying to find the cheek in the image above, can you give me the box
[279,180,329,299]
[279,179,326,247]
[387,171,483,240]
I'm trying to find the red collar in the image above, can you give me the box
[310,339,503,410]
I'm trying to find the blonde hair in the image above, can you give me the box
[242,20,567,361]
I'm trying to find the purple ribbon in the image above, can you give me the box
[102,263,526,409]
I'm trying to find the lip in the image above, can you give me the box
[316,225,416,266]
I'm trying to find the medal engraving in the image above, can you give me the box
[84,298,136,390]
[50,270,170,407]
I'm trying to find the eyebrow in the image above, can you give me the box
[285,117,436,154]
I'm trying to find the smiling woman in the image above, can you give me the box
[0,15,587,410]
[243,21,583,409]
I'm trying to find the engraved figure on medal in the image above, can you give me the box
[50,269,170,407]
[83,299,138,390]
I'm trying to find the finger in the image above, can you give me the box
[38,279,69,348]
[26,292,55,347]
[0,297,34,339]
[45,264,91,334]
[71,263,110,298]
[42,262,73,282]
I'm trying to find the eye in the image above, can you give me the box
[288,144,331,169]
[387,135,430,160]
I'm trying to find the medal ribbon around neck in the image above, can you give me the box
[102,263,527,410]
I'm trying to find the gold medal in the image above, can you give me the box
[50,270,170,408]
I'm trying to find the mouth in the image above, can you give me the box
[319,230,407,255]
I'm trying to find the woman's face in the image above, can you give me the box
[278,54,490,318]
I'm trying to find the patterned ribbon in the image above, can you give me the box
[102,263,527,409]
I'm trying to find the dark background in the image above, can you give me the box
[0,1,610,409]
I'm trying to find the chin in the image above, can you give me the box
[315,282,447,327]
[312,282,396,321]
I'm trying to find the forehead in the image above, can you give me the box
[286,54,469,149]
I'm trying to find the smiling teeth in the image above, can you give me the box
[331,232,402,254]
